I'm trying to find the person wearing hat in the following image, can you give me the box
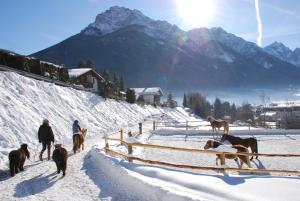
[72,120,81,135]
[38,119,55,161]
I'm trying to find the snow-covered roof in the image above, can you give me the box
[265,101,300,109]
[68,68,94,78]
[40,60,64,68]
[131,87,163,96]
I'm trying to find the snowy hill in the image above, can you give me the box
[0,71,165,168]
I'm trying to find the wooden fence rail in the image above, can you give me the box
[105,137,300,158]
[104,147,300,175]
[103,126,300,175]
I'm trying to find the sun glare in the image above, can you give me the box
[175,0,216,27]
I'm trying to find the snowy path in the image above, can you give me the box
[0,134,103,201]
[0,117,163,201]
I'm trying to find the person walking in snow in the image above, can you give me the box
[72,120,82,135]
[38,119,55,161]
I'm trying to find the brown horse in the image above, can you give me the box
[73,128,87,154]
[220,134,258,160]
[204,140,251,168]
[207,116,229,134]
[8,144,30,176]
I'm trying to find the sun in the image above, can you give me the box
[175,0,216,27]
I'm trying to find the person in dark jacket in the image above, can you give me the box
[38,119,54,161]
[72,120,81,135]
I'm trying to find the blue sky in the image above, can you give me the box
[1,0,299,55]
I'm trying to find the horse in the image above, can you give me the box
[204,140,252,169]
[52,144,68,176]
[8,144,30,176]
[220,134,258,160]
[73,128,87,153]
[207,116,229,134]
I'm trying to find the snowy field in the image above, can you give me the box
[1,71,300,201]
[105,129,300,201]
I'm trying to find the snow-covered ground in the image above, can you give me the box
[1,71,300,201]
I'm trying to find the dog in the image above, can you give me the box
[8,144,30,176]
[204,140,252,169]
[73,128,87,153]
[52,144,68,176]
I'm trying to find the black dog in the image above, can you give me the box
[9,144,30,176]
[52,144,68,176]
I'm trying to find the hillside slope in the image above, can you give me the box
[0,71,163,168]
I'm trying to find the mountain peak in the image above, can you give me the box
[82,6,153,36]
[264,42,300,67]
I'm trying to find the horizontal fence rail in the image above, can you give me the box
[104,147,300,175]
[105,137,300,158]
[103,128,300,175]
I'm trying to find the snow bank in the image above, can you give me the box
[0,72,163,168]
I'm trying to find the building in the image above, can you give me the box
[68,68,104,93]
[131,87,164,105]
[261,101,300,129]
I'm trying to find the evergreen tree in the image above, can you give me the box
[77,60,85,68]
[102,69,110,81]
[126,88,136,103]
[183,93,187,108]
[120,76,125,92]
[213,98,223,119]
[230,103,237,121]
[167,91,177,108]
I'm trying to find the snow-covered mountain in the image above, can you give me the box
[82,6,181,40]
[264,42,300,67]
[31,6,300,90]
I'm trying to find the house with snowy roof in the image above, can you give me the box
[131,87,164,105]
[260,101,300,128]
[68,68,104,93]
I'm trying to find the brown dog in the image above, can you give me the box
[52,144,68,176]
[73,128,87,153]
[9,144,30,176]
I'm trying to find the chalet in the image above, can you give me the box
[68,68,104,93]
[131,87,164,105]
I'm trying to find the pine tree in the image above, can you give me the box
[183,93,187,108]
[126,88,136,104]
[120,76,125,92]
[213,98,223,119]
[167,91,177,108]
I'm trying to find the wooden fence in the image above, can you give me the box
[104,129,300,175]
[153,120,252,131]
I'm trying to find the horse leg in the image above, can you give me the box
[82,142,84,151]
[234,158,240,168]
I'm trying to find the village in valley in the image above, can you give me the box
[1,1,300,201]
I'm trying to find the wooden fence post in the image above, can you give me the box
[105,136,109,153]
[120,128,124,145]
[127,131,133,162]
[153,121,156,130]
[139,122,142,135]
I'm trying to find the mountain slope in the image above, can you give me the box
[31,6,300,90]
[264,42,300,68]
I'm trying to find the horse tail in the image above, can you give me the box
[73,135,78,153]
[9,153,15,176]
[224,121,229,134]
[254,138,258,159]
